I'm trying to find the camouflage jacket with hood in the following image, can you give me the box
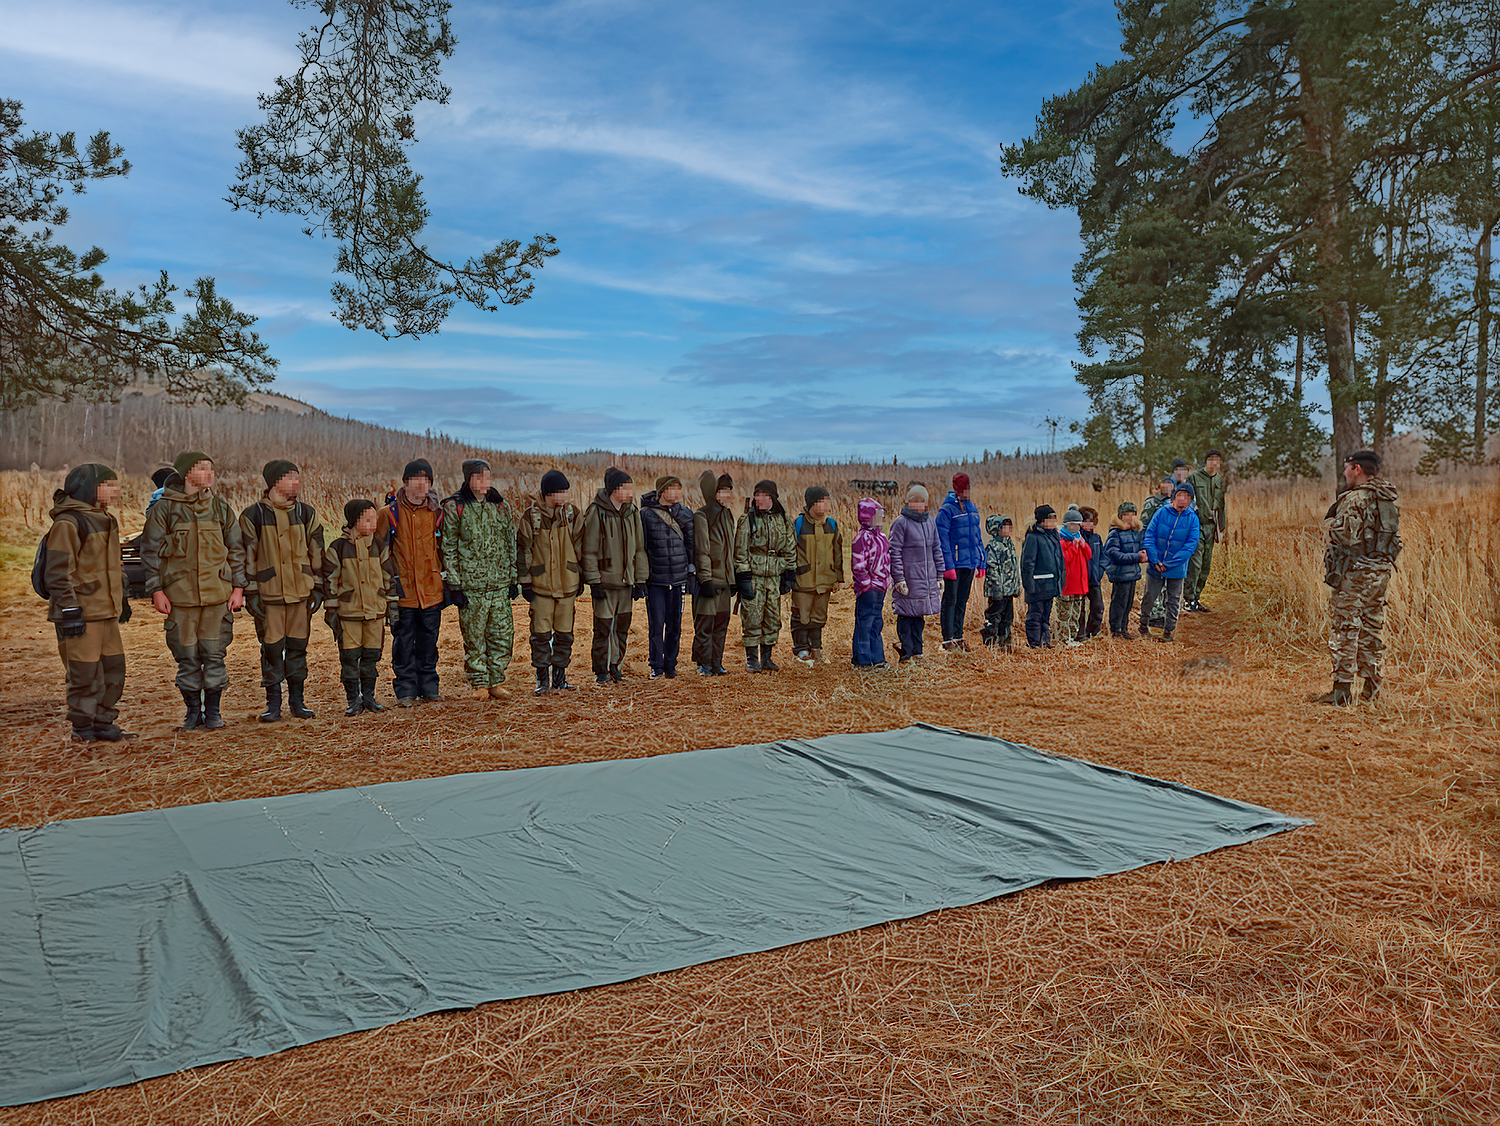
[441,483,518,594]
[326,528,398,620]
[734,494,795,579]
[140,475,247,607]
[983,515,1021,598]
[1327,477,1401,575]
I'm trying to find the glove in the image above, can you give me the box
[975,569,986,578]
[590,583,606,602]
[735,572,756,601]
[632,583,647,600]
[686,575,699,597]
[246,592,265,621]
[325,608,342,645]
[698,580,718,600]
[508,584,520,600]
[446,587,469,610]
[57,607,86,639]
[895,581,909,596]
[944,569,958,582]
[308,589,323,613]
[521,584,535,602]
[118,600,132,624]
[779,569,796,595]
[387,601,401,629]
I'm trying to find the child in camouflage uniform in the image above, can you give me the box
[980,515,1020,648]
[442,459,520,701]
[326,499,399,714]
[734,479,796,672]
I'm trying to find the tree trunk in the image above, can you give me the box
[1477,224,1491,457]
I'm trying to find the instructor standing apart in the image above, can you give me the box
[1184,449,1227,612]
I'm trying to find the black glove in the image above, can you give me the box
[308,589,323,613]
[590,583,606,602]
[118,600,132,624]
[632,583,647,600]
[686,575,699,597]
[735,572,755,601]
[325,608,342,644]
[698,580,718,599]
[508,584,521,600]
[779,569,797,595]
[521,584,535,602]
[446,586,469,609]
[57,607,86,639]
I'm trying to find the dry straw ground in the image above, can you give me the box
[0,463,1497,1125]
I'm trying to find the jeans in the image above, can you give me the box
[1139,572,1185,633]
[1108,580,1137,635]
[940,568,974,641]
[1025,597,1053,647]
[645,583,685,673]
[392,605,442,700]
[896,614,925,659]
[852,589,887,665]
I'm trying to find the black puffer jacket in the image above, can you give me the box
[640,491,696,586]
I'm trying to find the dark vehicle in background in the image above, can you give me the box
[122,534,148,600]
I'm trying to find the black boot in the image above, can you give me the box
[287,680,315,719]
[344,681,363,716]
[535,667,552,697]
[1316,681,1353,706]
[202,689,224,729]
[746,645,761,673]
[361,678,384,712]
[71,725,98,744]
[180,687,203,730]
[760,645,779,672]
[552,666,576,691]
[259,684,283,723]
[1361,677,1380,702]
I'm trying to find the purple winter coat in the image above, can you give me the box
[888,506,944,617]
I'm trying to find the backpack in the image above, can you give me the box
[32,513,88,599]
[1369,496,1402,560]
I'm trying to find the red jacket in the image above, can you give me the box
[1060,533,1092,597]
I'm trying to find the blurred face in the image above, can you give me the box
[1043,515,1057,530]
[1205,455,1222,475]
[1159,480,1173,496]
[95,479,121,508]
[544,489,569,508]
[610,482,634,506]
[661,483,682,506]
[185,461,215,491]
[270,470,300,499]
[469,469,492,495]
[405,474,431,501]
[1000,522,1013,537]
[1173,466,1190,482]
[809,497,830,519]
[715,487,734,507]
[754,491,773,512]
[1082,518,1095,533]
[355,508,378,537]
[1172,490,1192,511]
[908,497,927,514]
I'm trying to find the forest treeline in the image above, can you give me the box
[1003,0,1500,478]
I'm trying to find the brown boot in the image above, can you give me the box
[488,684,512,701]
[473,685,491,701]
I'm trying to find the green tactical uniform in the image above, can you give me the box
[1325,477,1401,690]
[1185,466,1228,603]
[734,502,795,648]
[441,486,519,689]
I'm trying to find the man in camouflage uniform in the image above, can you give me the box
[442,459,520,701]
[1184,449,1228,612]
[140,451,246,730]
[734,479,796,672]
[1321,449,1401,705]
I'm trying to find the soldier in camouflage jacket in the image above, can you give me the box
[442,459,520,700]
[1320,450,1401,705]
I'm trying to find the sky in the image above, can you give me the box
[2,0,1123,461]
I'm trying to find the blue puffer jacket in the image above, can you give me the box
[1081,528,1105,585]
[936,492,984,571]
[1104,523,1144,583]
[1144,504,1201,579]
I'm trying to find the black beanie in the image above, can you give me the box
[804,485,830,509]
[150,466,174,489]
[540,469,569,496]
[403,458,434,483]
[716,473,733,493]
[61,463,117,507]
[1034,504,1056,522]
[1345,449,1380,475]
[604,466,633,494]
[753,478,779,500]
[344,498,376,528]
[263,459,298,488]
[462,458,491,482]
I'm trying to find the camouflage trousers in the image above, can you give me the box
[1329,566,1391,684]
[458,590,514,687]
[740,575,784,648]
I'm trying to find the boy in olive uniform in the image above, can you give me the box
[692,471,737,676]
[45,464,133,743]
[441,458,520,701]
[791,485,847,664]
[581,467,649,683]
[240,459,328,721]
[326,499,399,715]
[518,469,587,695]
[140,451,246,730]
[734,479,796,672]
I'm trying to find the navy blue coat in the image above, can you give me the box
[640,491,696,586]
[1081,529,1105,585]
[1019,525,1064,601]
[1103,525,1144,583]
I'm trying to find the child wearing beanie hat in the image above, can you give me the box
[888,482,942,661]
[936,472,983,649]
[518,469,586,695]
[1053,506,1093,646]
[325,498,395,714]
[790,485,845,664]
[734,479,795,671]
[1019,505,1063,648]
[691,471,737,675]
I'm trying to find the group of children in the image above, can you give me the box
[42,454,1217,742]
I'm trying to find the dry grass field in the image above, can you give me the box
[0,461,1497,1125]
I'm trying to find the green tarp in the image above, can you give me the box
[0,723,1310,1105]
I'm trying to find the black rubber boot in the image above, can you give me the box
[202,689,224,729]
[760,645,779,672]
[1360,677,1380,702]
[71,726,98,744]
[344,681,363,716]
[746,645,761,673]
[552,666,576,692]
[535,667,551,697]
[1317,682,1353,706]
[361,678,384,712]
[259,684,283,722]
[287,680,315,719]
[180,687,203,730]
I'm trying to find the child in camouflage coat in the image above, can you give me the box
[980,515,1020,647]
[441,459,520,701]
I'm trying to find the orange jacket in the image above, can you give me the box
[377,488,445,610]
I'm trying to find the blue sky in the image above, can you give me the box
[3,0,1121,460]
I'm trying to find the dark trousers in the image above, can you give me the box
[981,595,1014,646]
[1025,597,1054,647]
[852,589,886,665]
[896,614,925,659]
[1139,572,1185,633]
[692,611,730,670]
[1079,579,1104,639]
[392,605,442,700]
[646,584,685,673]
[940,568,975,641]
[1108,580,1137,635]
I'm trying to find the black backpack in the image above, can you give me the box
[31,514,89,599]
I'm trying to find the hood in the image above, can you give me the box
[1025,522,1059,538]
[985,514,1010,538]
[49,493,106,522]
[453,482,504,506]
[857,497,884,528]
[745,495,787,518]
[55,463,116,508]
[591,488,635,514]
[698,470,722,517]
[640,490,662,510]
[942,490,960,508]
[1363,476,1400,502]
